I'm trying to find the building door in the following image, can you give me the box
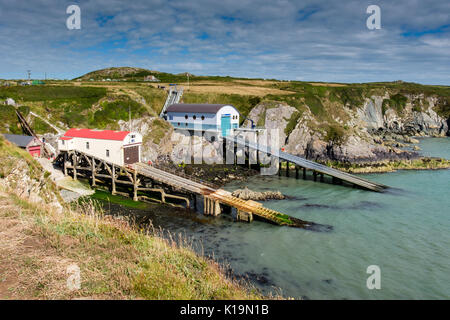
[124,145,139,164]
[221,115,231,137]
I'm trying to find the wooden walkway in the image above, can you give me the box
[61,151,313,228]
[133,163,309,226]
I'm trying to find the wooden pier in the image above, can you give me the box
[60,150,314,228]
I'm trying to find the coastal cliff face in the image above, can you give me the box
[244,91,449,163]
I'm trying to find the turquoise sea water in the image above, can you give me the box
[219,137,450,299]
[103,138,450,299]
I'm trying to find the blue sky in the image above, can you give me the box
[0,0,449,84]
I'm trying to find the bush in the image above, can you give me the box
[91,98,148,128]
[284,111,303,136]
[325,125,345,144]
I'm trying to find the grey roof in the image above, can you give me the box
[166,104,235,114]
[3,134,36,148]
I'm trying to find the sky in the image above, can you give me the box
[0,0,449,84]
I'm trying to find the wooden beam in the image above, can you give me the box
[91,157,96,186]
[111,164,116,195]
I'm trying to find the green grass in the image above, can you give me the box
[145,118,172,144]
[90,96,148,129]
[0,134,263,300]
[89,189,149,210]
[324,124,345,144]
[0,85,106,102]
[284,111,303,136]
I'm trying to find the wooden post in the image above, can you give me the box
[63,152,68,176]
[91,157,96,187]
[256,131,260,171]
[133,169,138,201]
[213,200,221,216]
[222,138,226,164]
[303,167,306,179]
[313,171,317,181]
[278,158,281,176]
[295,166,299,179]
[247,146,251,169]
[203,197,208,215]
[286,161,289,177]
[193,194,197,211]
[234,141,237,165]
[73,153,77,181]
[320,173,324,182]
[111,164,116,195]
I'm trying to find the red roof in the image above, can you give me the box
[62,128,130,141]
[59,137,73,141]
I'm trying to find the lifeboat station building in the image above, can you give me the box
[58,128,142,166]
[165,104,240,136]
[3,134,42,157]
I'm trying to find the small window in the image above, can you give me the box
[106,149,110,157]
[185,115,188,119]
[131,135,135,138]
[193,115,196,120]
[185,123,188,126]
[86,142,89,149]
[62,140,65,145]
[201,115,205,120]
[177,122,180,126]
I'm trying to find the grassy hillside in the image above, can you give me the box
[0,135,263,299]
[75,66,261,83]
[1,69,448,140]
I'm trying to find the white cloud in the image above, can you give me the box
[0,0,448,84]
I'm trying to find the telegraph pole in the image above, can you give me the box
[129,105,132,131]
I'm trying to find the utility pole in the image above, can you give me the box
[187,73,190,91]
[129,105,132,131]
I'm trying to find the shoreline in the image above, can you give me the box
[324,157,450,174]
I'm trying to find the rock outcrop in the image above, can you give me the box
[232,187,285,201]
[246,92,449,164]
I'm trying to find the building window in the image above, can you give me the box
[201,115,205,120]
[86,142,89,149]
[185,115,188,119]
[185,123,188,126]
[177,122,180,126]
[193,115,196,120]
[62,140,65,145]
[106,149,110,157]
[169,115,173,120]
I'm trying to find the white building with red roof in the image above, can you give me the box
[58,128,142,166]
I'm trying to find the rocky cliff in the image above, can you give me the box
[244,89,449,164]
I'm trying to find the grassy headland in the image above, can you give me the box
[0,135,263,299]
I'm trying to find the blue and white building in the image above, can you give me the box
[165,104,240,136]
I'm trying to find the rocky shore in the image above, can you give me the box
[231,187,285,201]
